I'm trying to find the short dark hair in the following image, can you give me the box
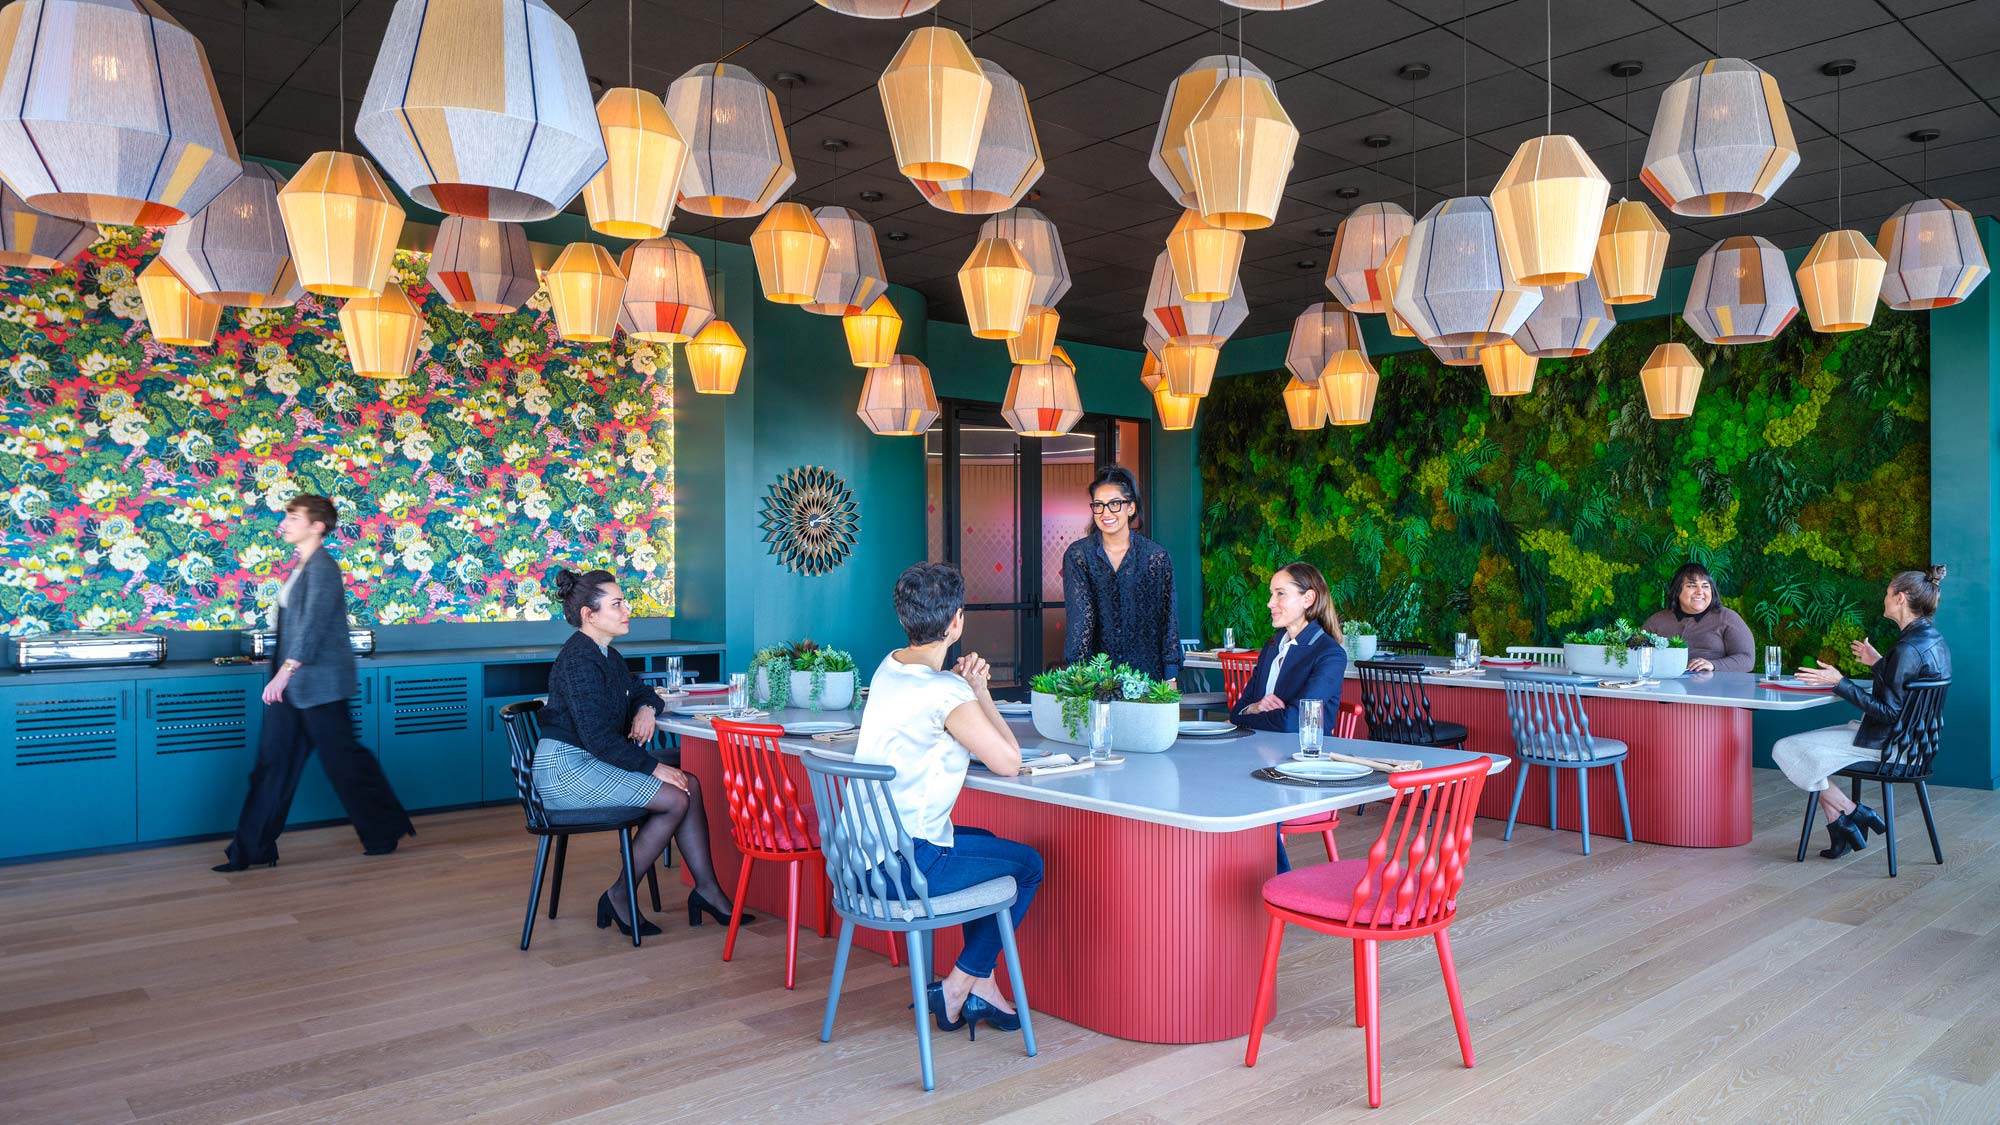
[1088,465,1142,530]
[553,568,619,627]
[894,562,964,645]
[286,494,339,536]
[1664,562,1717,611]
[1890,565,1946,618]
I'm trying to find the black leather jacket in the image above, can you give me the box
[1834,618,1951,750]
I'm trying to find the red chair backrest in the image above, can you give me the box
[1347,756,1489,929]
[1220,650,1260,708]
[712,718,818,857]
[1335,701,1363,739]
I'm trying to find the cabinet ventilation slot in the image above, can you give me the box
[152,689,250,757]
[390,676,471,736]
[10,694,122,765]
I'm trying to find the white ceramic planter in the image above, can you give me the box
[753,666,857,709]
[1029,691,1181,753]
[1346,634,1378,661]
[1561,643,1689,678]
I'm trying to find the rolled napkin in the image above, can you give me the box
[810,729,861,743]
[1020,752,1093,777]
[1598,679,1657,691]
[1321,749,1422,772]
[1430,666,1486,677]
[701,708,770,722]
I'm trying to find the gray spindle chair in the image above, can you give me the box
[1504,645,1566,667]
[803,753,1037,1091]
[1177,637,1226,717]
[1500,675,1633,855]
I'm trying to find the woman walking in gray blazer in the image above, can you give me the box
[215,495,414,871]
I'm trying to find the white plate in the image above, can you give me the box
[994,701,1032,716]
[784,720,856,736]
[671,703,734,717]
[681,682,728,693]
[1276,759,1373,781]
[1178,720,1238,737]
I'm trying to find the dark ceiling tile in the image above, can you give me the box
[1033,118,1113,159]
[1390,0,1528,22]
[1906,1,2000,62]
[1958,48,2000,100]
[1477,102,1630,156]
[1328,28,1515,106]
[1464,0,1660,71]
[1108,42,1306,91]
[1069,228,1168,263]
[1414,68,1582,136]
[1286,166,1412,209]
[1145,0,1437,70]
[727,41,885,118]
[1838,102,2000,165]
[1051,142,1156,192]
[1300,106,1458,162]
[968,36,1101,97]
[1771,160,1904,206]
[1878,135,2000,186]
[1274,71,1395,135]
[1879,0,1983,14]
[1674,0,1889,60]
[1546,26,1708,110]
[762,8,928,66]
[991,0,1210,71]
[1752,23,1942,101]
[1790,186,1927,228]
[1032,74,1171,136]
[1788,68,1986,139]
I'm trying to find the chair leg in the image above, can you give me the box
[644,844,662,912]
[520,835,551,951]
[1436,928,1474,1068]
[1578,766,1592,856]
[723,857,754,962]
[821,917,855,1043]
[906,931,936,1092]
[618,831,641,948]
[663,837,675,868]
[1882,781,1899,878]
[1322,827,1339,863]
[1362,939,1383,1108]
[1352,940,1365,1027]
[1547,763,1559,835]
[1275,827,1291,874]
[784,860,802,990]
[1797,790,1819,863]
[996,908,1036,1058]
[548,834,569,919]
[1851,774,1863,804]
[814,854,832,938]
[886,923,904,967]
[1914,781,1944,865]
[1503,759,1529,841]
[1244,915,1285,1066]
[1612,761,1634,843]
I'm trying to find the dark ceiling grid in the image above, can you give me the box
[162,0,2000,348]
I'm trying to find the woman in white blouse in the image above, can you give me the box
[855,562,1039,1040]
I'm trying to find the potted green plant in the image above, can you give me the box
[1028,654,1183,753]
[751,640,858,710]
[1561,620,1691,677]
[1342,619,1378,661]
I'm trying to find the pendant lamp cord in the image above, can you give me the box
[1622,70,1631,198]
[1544,0,1552,134]
[238,0,247,151]
[1834,68,1844,229]
[1461,0,1468,195]
[627,0,634,89]
[337,0,346,151]
[1408,70,1419,214]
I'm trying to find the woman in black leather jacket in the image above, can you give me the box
[1778,567,1951,858]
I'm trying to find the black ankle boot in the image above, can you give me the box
[1850,804,1888,839]
[1819,814,1867,859]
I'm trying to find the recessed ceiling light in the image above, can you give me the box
[1296,259,1317,269]
[885,230,910,241]
[1334,187,1361,200]
[859,189,885,202]
[1314,226,1337,237]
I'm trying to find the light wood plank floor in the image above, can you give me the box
[4,768,2000,1124]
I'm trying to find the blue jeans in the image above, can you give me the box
[908,826,1043,979]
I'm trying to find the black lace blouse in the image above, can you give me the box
[1060,532,1180,680]
[538,632,667,774]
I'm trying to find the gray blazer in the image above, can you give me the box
[275,548,358,710]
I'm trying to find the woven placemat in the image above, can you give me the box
[1252,766,1390,788]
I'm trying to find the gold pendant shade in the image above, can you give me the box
[1684,235,1797,345]
[1008,306,1061,365]
[1797,229,1885,334]
[1139,347,1165,393]
[1286,302,1364,384]
[617,236,713,343]
[1325,202,1411,313]
[137,258,221,347]
[1002,352,1083,437]
[1150,55,1265,207]
[1144,249,1247,347]
[1477,338,1538,396]
[1152,383,1200,430]
[1641,58,1799,217]
[804,206,888,316]
[1162,342,1220,398]
[750,202,829,305]
[1167,209,1244,303]
[1380,235,1415,337]
[843,294,902,368]
[1283,374,1327,430]
[1517,275,1613,358]
[980,207,1072,309]
[1185,70,1298,231]
[159,164,302,308]
[686,319,746,394]
[428,215,538,314]
[1640,342,1703,419]
[1877,198,1991,310]
[278,151,406,299]
[1594,198,1670,305]
[1429,343,1483,367]
[914,59,1042,214]
[857,354,939,436]
[1393,196,1543,348]
[583,87,686,240]
[1491,134,1611,286]
[1319,349,1380,425]
[0,184,95,268]
[878,26,991,182]
[958,235,1034,339]
[665,62,796,219]
[544,241,626,343]
[338,283,425,380]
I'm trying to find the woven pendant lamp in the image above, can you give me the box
[0,185,95,269]
[1517,275,1613,358]
[1641,59,1798,217]
[1379,236,1415,337]
[583,86,686,239]
[1878,198,1990,310]
[817,1,942,15]
[137,258,221,347]
[1798,229,1885,334]
[914,59,1041,214]
[958,235,1033,339]
[1152,383,1200,430]
[666,63,796,218]
[545,242,626,343]
[1478,338,1538,396]
[842,294,902,367]
[1319,349,1381,425]
[1286,302,1364,384]
[1223,0,1325,8]
[1008,306,1061,365]
[687,319,746,394]
[1186,66,1298,231]
[1684,235,1797,345]
[982,206,1069,359]
[0,0,240,226]
[879,26,991,182]
[1325,202,1411,313]
[1395,196,1543,347]
[618,237,713,343]
[1144,249,1247,347]
[804,206,888,316]
[1162,342,1221,398]
[1492,135,1610,286]
[1283,374,1327,430]
[338,283,424,379]
[1640,342,1703,419]
[1139,347,1165,393]
[857,354,939,436]
[1430,343,1483,367]
[1594,199,1669,304]
[1167,209,1244,303]
[750,202,829,304]
[428,216,538,314]
[278,151,405,299]
[1150,56,1265,207]
[356,0,603,221]
[161,165,302,308]
[1002,353,1083,437]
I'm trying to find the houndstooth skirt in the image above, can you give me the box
[1771,721,1878,792]
[531,738,663,810]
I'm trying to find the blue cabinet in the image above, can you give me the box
[0,681,137,858]
[377,664,480,810]
[135,676,259,841]
[482,693,542,805]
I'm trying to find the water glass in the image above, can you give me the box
[1452,636,1469,668]
[1088,701,1114,762]
[727,672,748,715]
[1298,699,1324,759]
[1638,645,1654,680]
[665,655,684,695]
[1223,627,1236,651]
[1765,645,1784,678]
[1465,638,1480,664]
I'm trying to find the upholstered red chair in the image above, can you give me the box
[1245,755,1491,1108]
[1219,650,1260,709]
[711,718,832,989]
[1278,701,1364,862]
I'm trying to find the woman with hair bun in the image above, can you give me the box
[1061,465,1180,680]
[1778,566,1953,859]
[535,568,747,938]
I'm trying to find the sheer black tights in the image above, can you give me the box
[604,773,732,925]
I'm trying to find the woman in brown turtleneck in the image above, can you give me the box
[1641,563,1757,673]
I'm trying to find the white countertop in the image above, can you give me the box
[660,706,1507,834]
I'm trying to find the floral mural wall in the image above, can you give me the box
[0,227,674,635]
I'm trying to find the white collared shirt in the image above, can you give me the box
[1265,631,1300,699]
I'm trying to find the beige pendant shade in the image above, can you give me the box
[1877,199,1990,311]
[544,242,625,343]
[804,206,888,316]
[1139,348,1165,393]
[1594,198,1669,305]
[1162,342,1220,398]
[1144,249,1247,346]
[1492,134,1611,286]
[1380,235,1415,337]
[1478,338,1538,396]
[666,63,796,219]
[1517,275,1613,358]
[1008,306,1060,365]
[915,59,1041,214]
[1283,374,1327,430]
[1325,202,1411,313]
[1640,342,1703,419]
[1286,302,1364,384]
[857,354,939,436]
[0,0,240,226]
[1683,235,1797,345]
[356,0,604,222]
[1185,69,1298,231]
[1223,0,1325,7]
[161,165,302,308]
[1150,55,1265,207]
[1394,196,1543,347]
[1797,229,1885,334]
[0,185,95,268]
[750,202,829,305]
[980,207,1071,310]
[1002,353,1083,437]
[1152,383,1200,430]
[1430,343,1483,367]
[878,26,991,182]
[817,1,942,15]
[278,151,405,299]
[617,236,713,343]
[842,294,902,368]
[137,258,221,347]
[1167,209,1244,303]
[338,283,424,380]
[1319,349,1380,425]
[686,319,746,394]
[583,87,686,239]
[1641,58,1799,217]
[958,235,1033,339]
[427,216,537,315]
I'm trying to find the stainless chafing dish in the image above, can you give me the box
[13,629,167,670]
[243,628,377,658]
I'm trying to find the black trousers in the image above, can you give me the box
[225,697,415,865]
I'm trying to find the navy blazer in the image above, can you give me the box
[1229,621,1349,732]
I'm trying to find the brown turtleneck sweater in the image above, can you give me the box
[1641,606,1756,672]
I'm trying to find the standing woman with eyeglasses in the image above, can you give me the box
[1060,466,1180,681]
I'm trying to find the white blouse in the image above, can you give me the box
[852,652,978,849]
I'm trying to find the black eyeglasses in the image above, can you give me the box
[1089,499,1132,514]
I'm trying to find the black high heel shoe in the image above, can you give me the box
[927,981,967,1033]
[1850,804,1888,840]
[961,994,1022,1040]
[211,858,277,873]
[687,889,756,927]
[597,891,662,937]
[1819,814,1868,859]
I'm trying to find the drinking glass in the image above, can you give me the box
[1298,699,1324,759]
[665,655,684,695]
[1088,701,1114,762]
[1465,638,1481,665]
[728,672,748,715]
[1452,636,1469,668]
[1765,645,1784,679]
[1223,627,1236,651]
[1638,645,1654,681]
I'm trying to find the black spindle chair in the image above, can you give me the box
[1795,679,1950,877]
[501,699,661,949]
[1355,660,1470,750]
[1376,640,1433,657]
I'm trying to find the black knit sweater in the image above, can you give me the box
[1060,532,1181,680]
[539,632,667,774]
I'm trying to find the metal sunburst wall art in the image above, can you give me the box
[760,466,860,576]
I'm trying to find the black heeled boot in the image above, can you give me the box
[1819,814,1868,859]
[1850,803,1888,840]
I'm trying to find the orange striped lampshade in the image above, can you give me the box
[1683,235,1797,345]
[842,294,902,368]
[665,63,796,219]
[913,59,1042,214]
[1002,352,1083,437]
[427,216,538,315]
[617,237,713,343]
[1641,58,1799,217]
[856,354,940,436]
[1286,301,1364,384]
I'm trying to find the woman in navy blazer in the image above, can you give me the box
[1231,562,1348,732]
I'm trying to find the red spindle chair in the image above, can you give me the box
[1278,701,1365,861]
[1245,756,1491,1109]
[1219,650,1260,709]
[712,718,836,989]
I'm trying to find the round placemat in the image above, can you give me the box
[1252,766,1389,788]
